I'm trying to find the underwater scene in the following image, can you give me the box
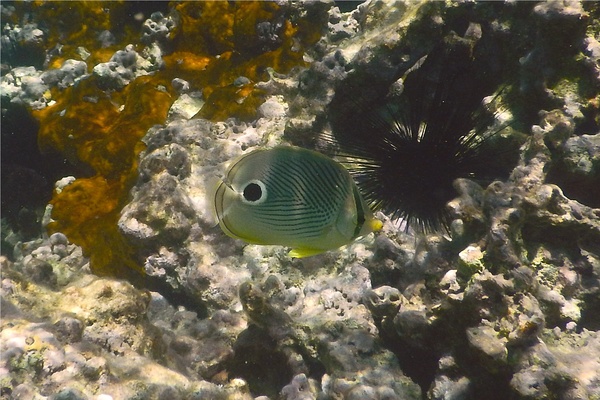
[1,1,599,399]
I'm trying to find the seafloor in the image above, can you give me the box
[1,1,599,399]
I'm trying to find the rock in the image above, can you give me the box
[428,375,470,400]
[92,48,138,90]
[92,44,163,90]
[138,143,192,180]
[510,365,548,399]
[0,66,50,109]
[0,22,46,69]
[141,11,177,46]
[167,93,205,121]
[41,59,87,89]
[363,285,403,323]
[22,256,57,287]
[54,317,84,343]
[257,96,287,119]
[465,325,508,369]
[171,78,190,93]
[562,134,600,177]
[327,6,358,42]
[428,355,471,400]
[457,245,485,281]
[280,373,319,400]
[51,387,87,400]
[119,173,197,246]
[49,232,69,246]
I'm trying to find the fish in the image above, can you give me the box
[212,145,382,258]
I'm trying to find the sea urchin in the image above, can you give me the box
[325,35,515,232]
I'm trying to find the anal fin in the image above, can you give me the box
[288,247,327,258]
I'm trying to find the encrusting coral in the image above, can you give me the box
[23,1,326,281]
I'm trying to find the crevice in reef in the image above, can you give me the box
[451,334,514,400]
[376,324,439,396]
[227,325,294,398]
[226,324,327,397]
[0,101,90,246]
[545,160,600,209]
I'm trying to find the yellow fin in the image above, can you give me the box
[288,247,327,258]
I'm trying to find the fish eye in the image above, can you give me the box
[244,183,262,201]
[241,180,267,204]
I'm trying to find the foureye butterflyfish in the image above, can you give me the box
[213,146,382,258]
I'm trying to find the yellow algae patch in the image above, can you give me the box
[164,1,323,120]
[33,76,172,278]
